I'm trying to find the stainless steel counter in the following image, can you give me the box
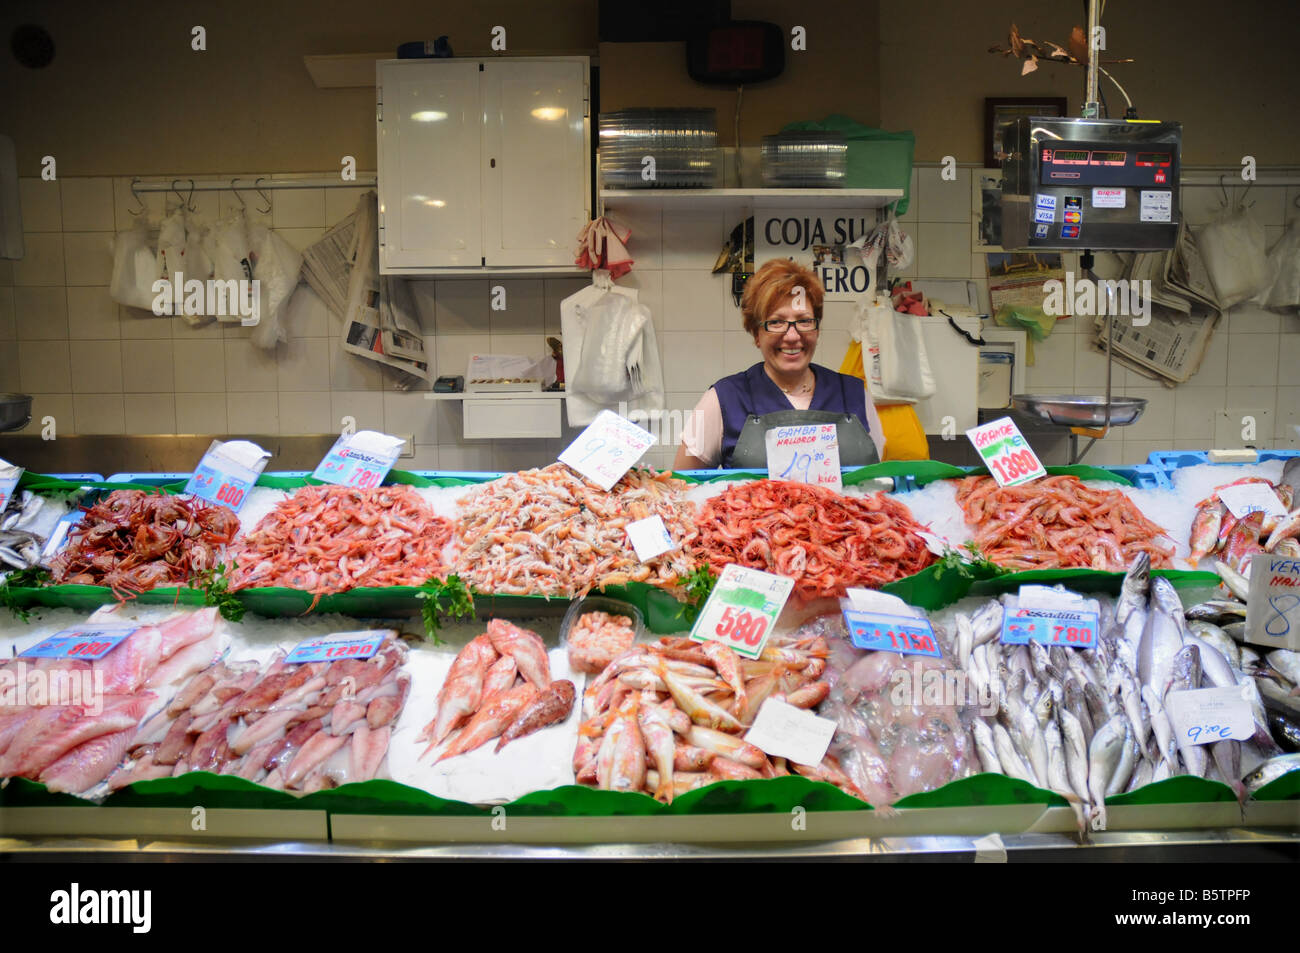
[0,434,340,474]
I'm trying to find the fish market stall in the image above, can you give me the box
[0,457,1296,861]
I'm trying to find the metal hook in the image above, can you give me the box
[1218,174,1229,209]
[128,177,146,216]
[230,177,247,209]
[254,177,272,214]
[170,178,196,213]
[1239,178,1254,210]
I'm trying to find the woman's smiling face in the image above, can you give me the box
[755,292,819,377]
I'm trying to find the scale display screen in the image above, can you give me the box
[1135,152,1172,167]
[1089,151,1126,165]
[1040,141,1176,187]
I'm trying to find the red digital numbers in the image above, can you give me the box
[348,468,382,489]
[216,482,245,507]
[67,640,108,657]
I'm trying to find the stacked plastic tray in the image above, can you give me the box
[598,108,719,188]
[760,131,848,187]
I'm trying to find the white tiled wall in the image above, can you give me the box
[2,170,1297,472]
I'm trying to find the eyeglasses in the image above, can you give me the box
[762,317,820,334]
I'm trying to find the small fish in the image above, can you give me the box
[1185,600,1247,625]
[596,699,646,793]
[1267,712,1300,752]
[1116,552,1151,623]
[495,679,575,751]
[1267,650,1300,687]
[1188,621,1240,670]
[1188,503,1223,564]
[1087,715,1129,830]
[656,662,742,732]
[1265,508,1300,552]
[485,619,551,689]
[1242,753,1300,794]
[434,682,539,762]
[1213,561,1251,602]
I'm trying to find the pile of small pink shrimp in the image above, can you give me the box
[955,475,1174,571]
[692,480,935,599]
[227,485,454,595]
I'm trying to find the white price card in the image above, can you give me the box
[690,563,795,660]
[1165,685,1254,746]
[626,514,675,562]
[966,416,1045,487]
[1244,555,1300,650]
[744,698,837,767]
[39,510,83,567]
[0,457,23,514]
[183,439,270,512]
[312,430,405,489]
[764,423,841,490]
[1216,483,1286,521]
[558,409,655,491]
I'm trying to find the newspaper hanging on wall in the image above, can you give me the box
[302,192,430,389]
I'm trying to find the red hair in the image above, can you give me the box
[740,259,824,336]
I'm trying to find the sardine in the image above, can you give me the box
[1087,715,1129,830]
[992,722,1036,785]
[1127,756,1154,792]
[1106,727,1139,797]
[1044,718,1087,830]
[971,601,1004,645]
[1188,621,1240,669]
[1057,707,1091,803]
[956,613,974,669]
[1116,552,1151,624]
[1142,684,1177,770]
[1242,753,1300,794]
[1018,702,1050,787]
[1110,659,1149,748]
[1213,560,1252,601]
[971,719,1001,774]
[1185,600,1248,625]
[1211,738,1244,802]
[1268,650,1300,686]
[1065,679,1094,748]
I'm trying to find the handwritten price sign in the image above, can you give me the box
[1245,556,1300,650]
[20,625,138,661]
[558,409,655,491]
[843,608,941,657]
[690,564,794,660]
[184,440,268,512]
[765,423,841,490]
[966,416,1045,487]
[1165,686,1253,745]
[312,432,403,489]
[286,629,395,664]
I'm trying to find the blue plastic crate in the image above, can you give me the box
[106,472,191,486]
[42,473,104,483]
[1147,449,1299,472]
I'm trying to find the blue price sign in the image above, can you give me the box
[286,631,389,664]
[311,439,397,489]
[20,626,137,661]
[185,463,253,510]
[1000,609,1098,647]
[843,609,941,657]
[0,458,23,513]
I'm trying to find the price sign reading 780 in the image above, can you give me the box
[690,564,795,659]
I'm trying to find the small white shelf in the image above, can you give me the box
[423,391,567,401]
[599,187,903,211]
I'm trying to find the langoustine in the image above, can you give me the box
[451,464,698,597]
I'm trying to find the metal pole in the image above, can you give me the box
[1084,0,1101,118]
[133,175,376,192]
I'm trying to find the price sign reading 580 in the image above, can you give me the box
[690,564,794,660]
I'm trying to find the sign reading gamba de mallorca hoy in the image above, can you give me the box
[755,211,875,301]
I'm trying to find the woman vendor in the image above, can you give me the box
[673,258,888,470]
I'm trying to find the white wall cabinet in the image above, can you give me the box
[376,57,590,275]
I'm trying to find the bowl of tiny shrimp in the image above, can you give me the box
[560,596,647,675]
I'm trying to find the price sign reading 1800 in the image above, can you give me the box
[843,608,941,657]
[690,564,795,660]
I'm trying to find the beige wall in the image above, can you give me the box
[0,0,598,175]
[880,0,1300,164]
[599,1,882,143]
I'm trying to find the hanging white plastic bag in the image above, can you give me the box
[247,222,303,349]
[1198,207,1269,308]
[570,289,652,402]
[178,213,216,327]
[202,209,255,322]
[853,295,935,404]
[1255,219,1300,312]
[109,217,160,311]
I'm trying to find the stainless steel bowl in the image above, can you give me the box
[0,393,32,433]
[1011,394,1147,428]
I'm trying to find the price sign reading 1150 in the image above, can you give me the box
[843,609,941,657]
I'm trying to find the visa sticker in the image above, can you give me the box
[1033,207,1055,224]
[1034,194,1057,211]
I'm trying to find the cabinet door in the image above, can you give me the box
[377,60,482,270]
[481,60,589,267]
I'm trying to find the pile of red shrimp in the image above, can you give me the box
[692,480,935,599]
[227,485,454,595]
[50,489,239,596]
